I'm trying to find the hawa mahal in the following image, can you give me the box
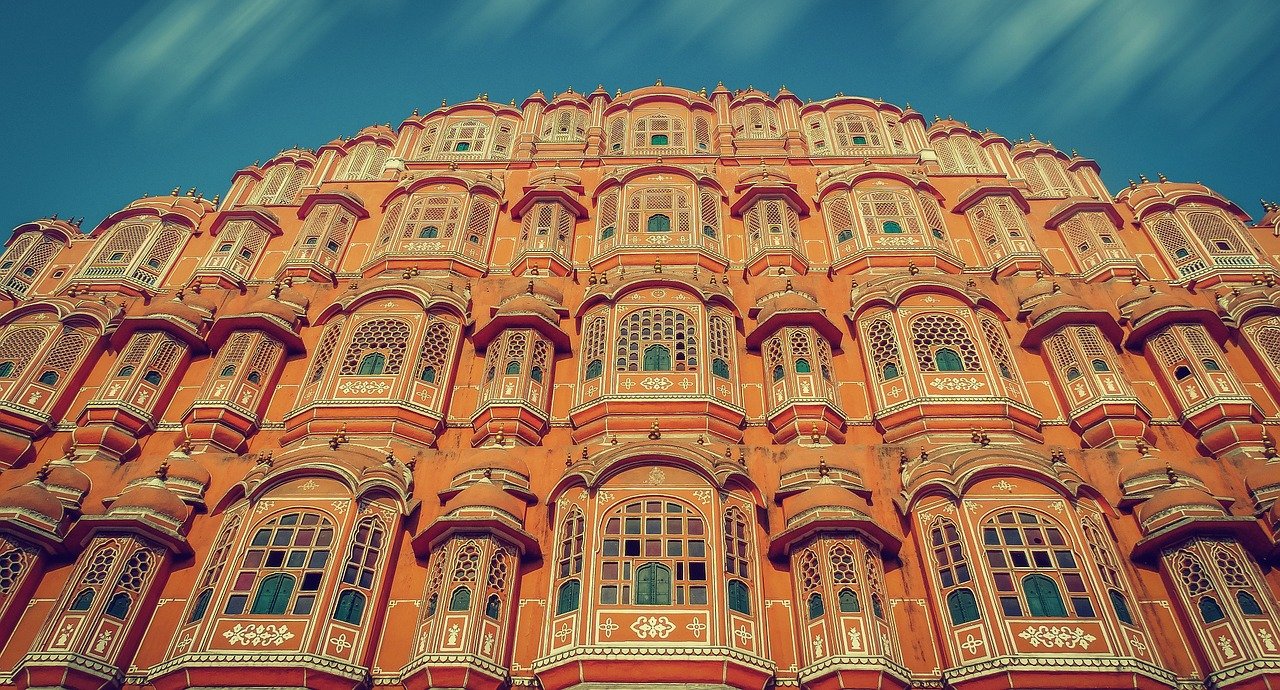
[0,82,1278,690]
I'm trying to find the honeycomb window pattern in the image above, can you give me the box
[0,549,26,593]
[339,319,412,376]
[910,314,981,372]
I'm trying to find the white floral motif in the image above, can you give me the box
[1256,628,1277,652]
[846,627,862,650]
[598,618,619,638]
[639,376,673,390]
[223,623,295,646]
[993,480,1016,493]
[646,467,666,485]
[329,633,353,653]
[692,490,712,504]
[1217,634,1237,659]
[959,634,985,654]
[928,377,984,391]
[733,625,754,643]
[1017,625,1096,649]
[630,616,676,639]
[686,617,707,638]
[338,380,390,395]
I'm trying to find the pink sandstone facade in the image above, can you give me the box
[0,82,1276,690]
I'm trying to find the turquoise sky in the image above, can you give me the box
[2,0,1278,237]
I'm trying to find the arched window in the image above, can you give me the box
[1109,590,1134,625]
[600,500,706,606]
[449,586,471,611]
[247,371,261,384]
[220,364,236,377]
[935,348,964,371]
[358,353,386,375]
[643,344,672,371]
[1199,597,1225,623]
[983,510,1093,618]
[586,359,603,379]
[37,371,58,386]
[333,590,366,624]
[143,370,162,385]
[727,580,751,614]
[647,214,671,232]
[838,588,860,613]
[1022,574,1068,617]
[70,589,94,611]
[556,507,586,612]
[227,511,334,616]
[1065,367,1081,381]
[947,588,980,624]
[808,592,825,619]
[772,364,785,382]
[1091,359,1109,372]
[420,366,436,382]
[1202,358,1221,371]
[530,365,544,382]
[419,226,439,239]
[1081,516,1137,627]
[0,362,13,377]
[1174,365,1192,380]
[882,220,903,234]
[712,358,730,378]
[504,360,521,375]
[1237,591,1263,615]
[556,579,580,615]
[795,358,812,374]
[105,592,131,619]
[251,573,296,615]
[484,593,502,619]
[189,589,213,623]
[635,563,672,605]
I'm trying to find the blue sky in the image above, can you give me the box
[2,0,1278,238]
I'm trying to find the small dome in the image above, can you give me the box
[1117,280,1159,317]
[756,289,822,320]
[493,294,562,323]
[0,480,64,526]
[144,294,208,327]
[1245,461,1280,498]
[1128,290,1196,328]
[1014,274,1058,311]
[452,448,531,483]
[782,482,871,526]
[445,480,527,520]
[43,458,90,499]
[242,295,304,328]
[1026,290,1092,327]
[1136,485,1224,529]
[165,455,213,491]
[110,477,189,525]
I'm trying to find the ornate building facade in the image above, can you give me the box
[0,82,1278,690]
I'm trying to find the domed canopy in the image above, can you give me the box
[1136,484,1224,531]
[42,457,90,507]
[747,281,841,348]
[414,479,539,557]
[1123,286,1226,345]
[473,282,570,351]
[109,477,190,526]
[114,291,213,352]
[0,480,65,528]
[446,480,528,520]
[209,286,308,352]
[770,481,900,558]
[1245,460,1280,504]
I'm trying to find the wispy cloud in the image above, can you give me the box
[87,0,361,126]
